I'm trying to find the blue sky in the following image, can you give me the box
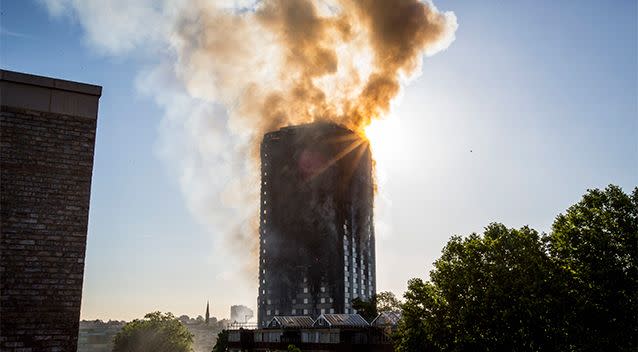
[1,0,636,321]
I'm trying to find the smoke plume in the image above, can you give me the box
[41,0,456,280]
[174,0,456,139]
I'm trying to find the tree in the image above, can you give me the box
[211,330,228,352]
[352,291,402,322]
[112,312,193,352]
[352,297,377,322]
[547,185,638,350]
[394,278,442,352]
[375,291,401,313]
[394,185,638,352]
[396,224,566,351]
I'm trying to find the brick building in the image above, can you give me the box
[258,123,376,327]
[0,70,102,351]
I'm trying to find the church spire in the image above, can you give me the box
[205,301,210,325]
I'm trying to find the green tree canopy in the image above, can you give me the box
[396,224,565,351]
[395,185,638,352]
[548,185,638,350]
[375,291,401,313]
[352,296,377,322]
[112,312,193,352]
[352,291,402,322]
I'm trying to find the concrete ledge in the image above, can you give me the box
[1,69,102,119]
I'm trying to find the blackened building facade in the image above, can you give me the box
[257,123,375,327]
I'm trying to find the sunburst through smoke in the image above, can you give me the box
[169,0,457,274]
[41,0,457,281]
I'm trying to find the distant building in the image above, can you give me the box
[231,305,254,323]
[77,320,125,352]
[0,70,102,351]
[177,313,228,352]
[227,313,393,351]
[258,123,376,327]
[187,322,223,352]
[79,311,227,352]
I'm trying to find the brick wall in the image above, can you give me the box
[0,70,101,352]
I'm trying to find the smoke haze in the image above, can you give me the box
[41,0,456,298]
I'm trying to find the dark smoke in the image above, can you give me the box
[170,0,457,275]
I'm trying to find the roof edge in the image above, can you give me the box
[0,69,102,97]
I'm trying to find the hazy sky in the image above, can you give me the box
[1,0,636,321]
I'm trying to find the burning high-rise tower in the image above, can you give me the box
[257,122,375,327]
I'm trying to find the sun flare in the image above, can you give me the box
[364,117,400,169]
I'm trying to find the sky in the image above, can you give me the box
[1,0,636,321]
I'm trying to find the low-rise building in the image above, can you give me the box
[227,313,394,351]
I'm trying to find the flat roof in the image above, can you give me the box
[1,69,102,119]
[0,69,102,96]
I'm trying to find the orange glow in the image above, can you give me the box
[364,118,399,168]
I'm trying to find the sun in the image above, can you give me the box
[364,117,400,168]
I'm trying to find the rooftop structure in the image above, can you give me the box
[267,316,315,329]
[371,311,402,327]
[314,313,370,328]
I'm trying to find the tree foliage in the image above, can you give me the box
[395,185,638,352]
[112,312,193,352]
[211,330,228,352]
[352,291,402,322]
[547,185,638,350]
[375,291,402,313]
[352,296,377,322]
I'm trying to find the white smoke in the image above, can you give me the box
[40,0,457,292]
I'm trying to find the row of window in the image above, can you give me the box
[265,297,335,305]
[265,308,336,316]
[251,330,340,344]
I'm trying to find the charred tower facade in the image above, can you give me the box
[258,123,375,327]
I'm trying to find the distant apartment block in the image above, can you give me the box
[231,305,254,323]
[0,70,101,351]
[258,123,376,327]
